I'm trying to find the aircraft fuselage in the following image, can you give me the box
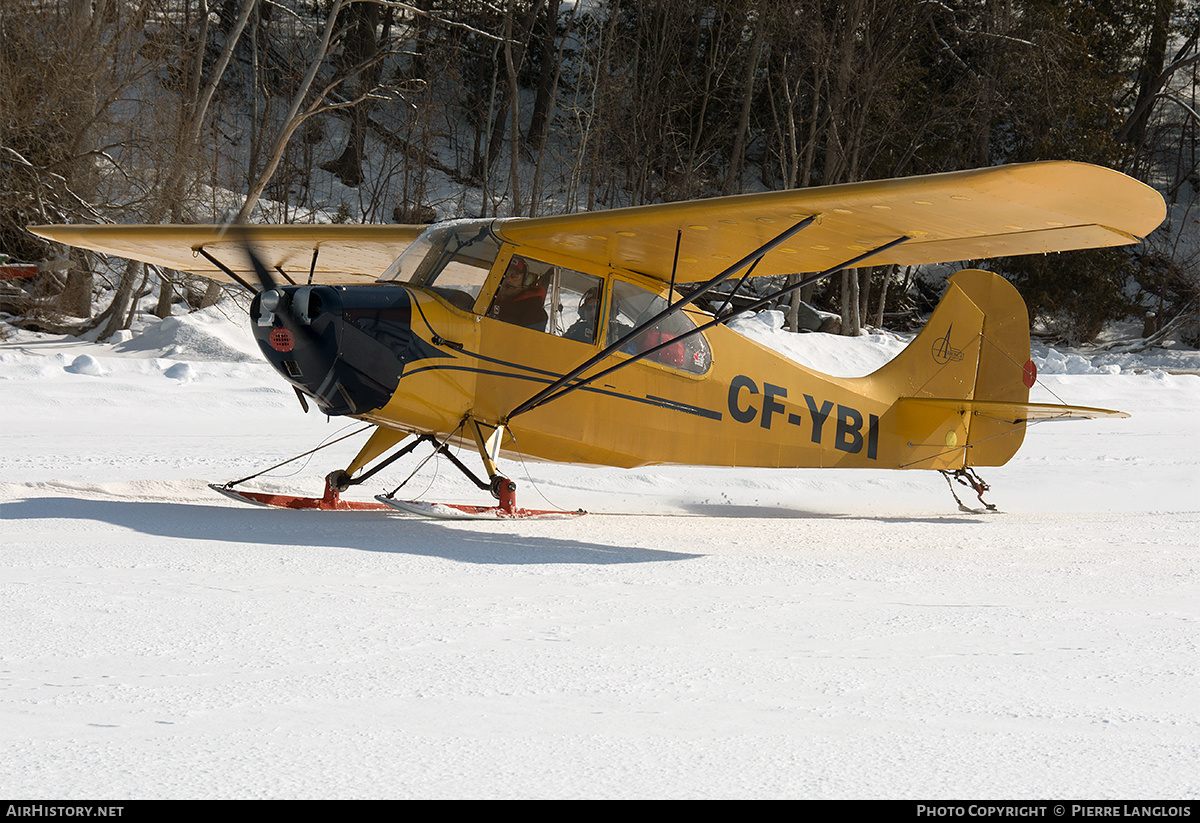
[249,249,1032,473]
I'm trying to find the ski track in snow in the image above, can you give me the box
[1,308,1197,799]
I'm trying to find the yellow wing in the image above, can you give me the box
[498,161,1166,283]
[30,162,1164,288]
[26,223,427,286]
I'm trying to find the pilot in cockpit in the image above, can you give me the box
[488,255,548,331]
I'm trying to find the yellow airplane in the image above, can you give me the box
[31,161,1166,517]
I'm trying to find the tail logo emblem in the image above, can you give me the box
[932,325,964,364]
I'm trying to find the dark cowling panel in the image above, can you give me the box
[250,284,421,417]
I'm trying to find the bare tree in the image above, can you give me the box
[722,6,765,196]
[236,0,422,223]
[92,0,259,339]
[321,0,385,187]
[1,0,152,330]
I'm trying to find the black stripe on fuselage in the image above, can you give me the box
[400,361,725,421]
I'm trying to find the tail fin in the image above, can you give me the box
[866,269,1035,469]
[868,269,1127,470]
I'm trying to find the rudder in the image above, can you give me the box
[951,269,1033,466]
[864,269,1032,469]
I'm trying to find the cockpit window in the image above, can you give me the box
[608,279,711,375]
[486,254,550,331]
[379,220,501,310]
[485,256,604,340]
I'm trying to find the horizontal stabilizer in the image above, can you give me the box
[897,397,1129,423]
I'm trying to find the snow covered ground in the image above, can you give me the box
[1,306,1197,799]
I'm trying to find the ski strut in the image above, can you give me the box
[940,468,998,513]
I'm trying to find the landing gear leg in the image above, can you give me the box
[472,420,519,514]
[373,417,585,520]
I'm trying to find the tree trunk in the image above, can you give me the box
[859,268,871,330]
[484,0,544,173]
[529,1,577,216]
[98,260,143,340]
[504,0,522,215]
[874,264,894,329]
[200,281,223,308]
[526,0,561,158]
[321,2,380,187]
[840,268,861,337]
[786,273,802,332]
[1120,0,1172,152]
[237,0,345,223]
[723,11,765,195]
[155,271,174,319]
[62,268,92,319]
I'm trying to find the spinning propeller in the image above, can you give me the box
[232,229,332,413]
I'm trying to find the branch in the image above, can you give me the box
[1115,32,1200,144]
[1,146,107,222]
[387,1,517,45]
[236,0,349,222]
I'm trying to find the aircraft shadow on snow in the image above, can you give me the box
[673,501,981,524]
[4,496,705,565]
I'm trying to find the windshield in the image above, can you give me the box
[379,219,503,308]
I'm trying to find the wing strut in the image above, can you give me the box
[712,257,762,317]
[717,235,911,324]
[510,235,912,419]
[306,246,319,285]
[506,215,819,421]
[196,247,257,294]
[668,230,682,297]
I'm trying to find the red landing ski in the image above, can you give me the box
[374,496,586,520]
[209,480,391,511]
[374,472,585,520]
[211,465,585,519]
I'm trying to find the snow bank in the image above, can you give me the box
[64,353,106,376]
[112,306,260,362]
[726,310,909,376]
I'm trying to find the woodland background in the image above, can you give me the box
[1,0,1197,344]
